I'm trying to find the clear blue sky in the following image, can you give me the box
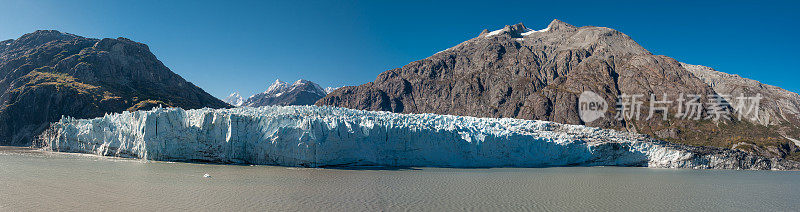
[1,0,798,98]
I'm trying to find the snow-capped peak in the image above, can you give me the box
[293,79,310,85]
[261,79,327,97]
[223,91,245,107]
[240,79,328,107]
[265,79,288,95]
[288,79,325,96]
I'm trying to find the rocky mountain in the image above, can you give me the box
[318,20,800,160]
[237,79,326,107]
[682,63,800,153]
[0,30,228,145]
[682,63,800,131]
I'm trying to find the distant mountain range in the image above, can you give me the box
[225,79,331,107]
[0,30,228,145]
[318,20,800,160]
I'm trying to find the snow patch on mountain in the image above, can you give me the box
[485,29,503,37]
[786,136,800,147]
[521,26,550,36]
[485,26,550,38]
[37,106,798,170]
[325,86,342,94]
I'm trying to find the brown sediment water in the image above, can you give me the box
[1,147,798,211]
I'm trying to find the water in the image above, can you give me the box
[1,146,798,211]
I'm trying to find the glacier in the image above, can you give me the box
[36,106,799,170]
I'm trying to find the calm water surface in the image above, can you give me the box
[1,146,798,211]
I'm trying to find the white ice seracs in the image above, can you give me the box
[37,106,786,169]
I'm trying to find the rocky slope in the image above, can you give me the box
[236,79,326,107]
[317,20,800,160]
[0,30,228,145]
[37,106,800,170]
[682,63,800,157]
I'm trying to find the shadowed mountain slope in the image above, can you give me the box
[0,30,228,145]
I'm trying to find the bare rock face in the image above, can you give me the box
[242,79,326,107]
[318,20,800,160]
[0,30,228,145]
[682,63,800,157]
[682,63,800,131]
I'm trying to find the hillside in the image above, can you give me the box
[0,30,228,145]
[318,20,800,160]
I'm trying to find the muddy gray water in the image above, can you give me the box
[1,147,798,211]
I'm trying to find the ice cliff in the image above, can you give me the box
[36,106,800,170]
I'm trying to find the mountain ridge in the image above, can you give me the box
[226,79,327,107]
[0,30,228,145]
[318,19,800,160]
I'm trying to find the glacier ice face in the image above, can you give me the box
[37,106,799,170]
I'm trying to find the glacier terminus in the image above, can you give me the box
[37,106,800,170]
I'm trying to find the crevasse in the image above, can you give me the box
[36,106,793,169]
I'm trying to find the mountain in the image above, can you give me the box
[681,63,800,156]
[318,20,800,160]
[240,79,326,107]
[0,30,228,145]
[223,91,245,106]
[226,79,334,107]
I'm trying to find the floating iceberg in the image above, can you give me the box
[37,106,799,170]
